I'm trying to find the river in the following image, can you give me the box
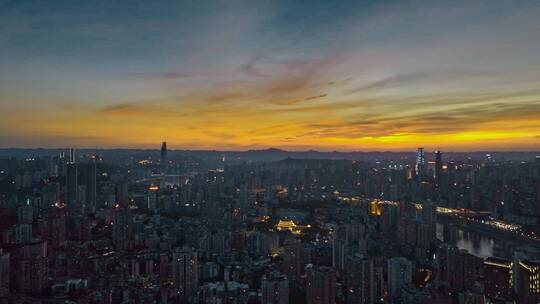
[436,223,516,259]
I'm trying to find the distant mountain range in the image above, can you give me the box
[0,148,538,162]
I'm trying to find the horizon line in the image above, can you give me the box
[1,146,539,154]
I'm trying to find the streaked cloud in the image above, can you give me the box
[1,0,540,150]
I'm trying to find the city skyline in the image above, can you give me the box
[1,0,540,151]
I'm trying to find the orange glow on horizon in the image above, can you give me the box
[1,79,539,151]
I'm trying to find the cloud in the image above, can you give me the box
[304,94,327,101]
[123,72,206,80]
[240,55,273,78]
[100,104,145,116]
[347,70,496,95]
[2,0,540,150]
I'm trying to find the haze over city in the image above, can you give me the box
[1,0,540,151]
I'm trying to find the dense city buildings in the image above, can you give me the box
[0,146,539,303]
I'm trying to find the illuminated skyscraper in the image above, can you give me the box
[515,259,540,303]
[66,148,78,205]
[69,148,76,163]
[415,147,426,176]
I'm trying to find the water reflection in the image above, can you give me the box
[436,223,513,259]
[455,229,495,258]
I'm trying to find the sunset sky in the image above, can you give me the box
[1,0,539,151]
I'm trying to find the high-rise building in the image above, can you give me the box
[84,160,97,213]
[535,156,540,178]
[112,203,132,251]
[69,148,76,164]
[346,254,378,304]
[17,202,33,224]
[434,150,443,186]
[436,245,482,292]
[15,242,48,294]
[415,148,426,176]
[484,258,513,300]
[0,249,10,297]
[261,270,289,304]
[15,223,32,244]
[387,257,413,298]
[515,259,540,303]
[421,200,437,225]
[47,202,67,248]
[172,246,199,302]
[282,238,301,282]
[306,265,336,304]
[115,182,129,208]
[332,238,347,271]
[66,148,78,205]
[112,181,131,250]
[161,141,167,173]
[147,185,159,212]
[16,257,48,294]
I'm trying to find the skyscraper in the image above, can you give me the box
[282,238,301,282]
[66,148,78,205]
[17,202,33,224]
[306,265,336,304]
[172,246,199,302]
[115,182,129,208]
[48,202,66,248]
[515,259,540,303]
[69,148,76,163]
[261,270,289,304]
[161,141,167,173]
[84,160,97,214]
[15,223,32,244]
[112,201,132,251]
[346,254,376,304]
[535,155,540,177]
[415,147,426,176]
[434,150,443,186]
[0,249,9,297]
[483,258,513,300]
[15,241,48,294]
[387,257,413,298]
